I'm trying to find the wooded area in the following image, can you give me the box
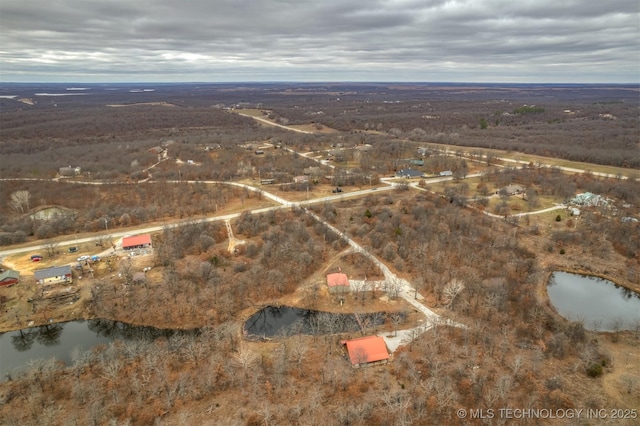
[0,83,638,425]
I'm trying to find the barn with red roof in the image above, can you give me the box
[122,234,152,251]
[326,272,350,294]
[342,336,390,368]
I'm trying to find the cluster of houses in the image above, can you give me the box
[0,234,152,291]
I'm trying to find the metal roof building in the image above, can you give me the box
[342,336,390,368]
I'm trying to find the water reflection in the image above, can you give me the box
[11,329,38,352]
[0,319,198,379]
[37,324,63,346]
[244,305,391,338]
[547,272,640,331]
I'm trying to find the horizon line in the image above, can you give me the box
[1,81,639,86]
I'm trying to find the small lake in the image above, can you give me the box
[244,305,392,338]
[547,272,640,331]
[0,319,194,379]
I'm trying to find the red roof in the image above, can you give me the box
[122,234,152,248]
[342,336,389,365]
[327,272,349,287]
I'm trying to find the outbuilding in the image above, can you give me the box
[327,272,350,294]
[342,336,390,368]
[0,270,20,287]
[122,234,152,251]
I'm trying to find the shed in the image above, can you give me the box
[0,270,20,287]
[342,336,390,368]
[122,234,152,250]
[34,265,72,285]
[327,272,350,294]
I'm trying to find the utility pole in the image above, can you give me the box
[104,218,108,231]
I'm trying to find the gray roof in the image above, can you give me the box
[396,168,423,178]
[34,265,72,280]
[0,270,20,281]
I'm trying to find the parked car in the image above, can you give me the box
[77,255,90,262]
[68,246,78,253]
[31,255,43,262]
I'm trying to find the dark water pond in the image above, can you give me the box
[0,319,196,379]
[547,272,640,331]
[244,305,392,338]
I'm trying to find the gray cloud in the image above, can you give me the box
[1,0,638,82]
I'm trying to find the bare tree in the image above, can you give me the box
[9,190,31,213]
[234,347,257,376]
[442,279,465,309]
[43,239,59,258]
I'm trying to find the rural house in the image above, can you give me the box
[0,270,20,287]
[122,234,152,251]
[498,184,525,196]
[34,265,72,285]
[395,168,423,179]
[342,336,390,368]
[570,192,608,207]
[58,166,81,176]
[327,272,350,294]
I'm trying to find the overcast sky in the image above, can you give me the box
[1,0,638,83]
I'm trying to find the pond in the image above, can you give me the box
[243,305,393,338]
[0,319,196,379]
[547,272,640,331]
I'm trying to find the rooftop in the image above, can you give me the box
[34,265,72,280]
[342,336,389,366]
[327,272,350,287]
[122,234,152,248]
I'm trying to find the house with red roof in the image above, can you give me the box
[122,234,152,251]
[342,336,390,368]
[327,272,350,294]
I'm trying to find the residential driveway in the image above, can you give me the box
[305,210,464,352]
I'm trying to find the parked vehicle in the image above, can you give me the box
[68,246,78,253]
[31,255,43,262]
[77,255,90,262]
[332,187,343,193]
